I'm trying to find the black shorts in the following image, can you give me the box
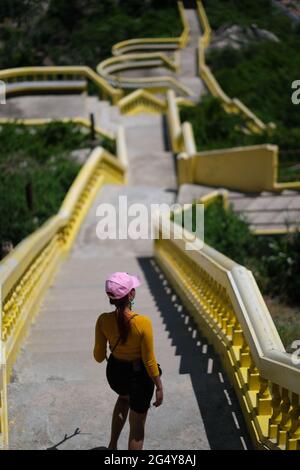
[106,354,155,413]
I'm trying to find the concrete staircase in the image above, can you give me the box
[7,183,252,450]
[123,114,177,189]
[178,9,206,100]
[3,7,254,449]
[5,94,252,449]
[85,96,122,134]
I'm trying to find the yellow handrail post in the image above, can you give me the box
[177,152,194,186]
[0,66,123,104]
[182,121,196,156]
[166,90,182,153]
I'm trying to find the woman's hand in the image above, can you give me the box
[152,374,163,407]
[153,386,163,407]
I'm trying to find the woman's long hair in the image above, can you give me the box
[109,293,132,344]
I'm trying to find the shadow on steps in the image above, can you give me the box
[137,256,254,450]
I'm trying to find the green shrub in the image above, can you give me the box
[203,0,300,136]
[0,1,182,69]
[207,40,300,129]
[254,233,300,305]
[203,199,255,265]
[175,198,300,306]
[0,122,103,248]
[203,0,295,38]
[180,95,255,150]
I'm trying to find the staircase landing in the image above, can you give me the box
[178,183,300,232]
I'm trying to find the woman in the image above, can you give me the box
[93,271,163,450]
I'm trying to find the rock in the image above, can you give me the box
[1,241,14,259]
[43,56,54,66]
[69,148,92,164]
[249,24,280,42]
[209,24,280,51]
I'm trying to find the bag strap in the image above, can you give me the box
[106,313,137,361]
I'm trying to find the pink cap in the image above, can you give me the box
[105,272,141,300]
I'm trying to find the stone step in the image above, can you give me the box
[128,152,177,189]
[85,95,123,134]
[8,370,207,450]
[179,77,206,100]
[11,351,162,385]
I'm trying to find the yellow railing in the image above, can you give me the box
[97,51,193,96]
[96,2,193,98]
[182,144,277,192]
[196,1,272,134]
[97,52,193,98]
[0,66,123,104]
[173,189,229,219]
[177,144,300,193]
[167,89,300,193]
[112,1,189,56]
[0,147,126,449]
[97,51,192,97]
[154,215,300,450]
[112,37,182,56]
[166,90,196,155]
[167,89,183,152]
[198,189,229,210]
[116,126,128,174]
[98,52,178,78]
[118,89,167,116]
[0,116,114,141]
[175,96,196,108]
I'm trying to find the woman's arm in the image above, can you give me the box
[140,316,163,406]
[140,316,160,378]
[93,316,107,363]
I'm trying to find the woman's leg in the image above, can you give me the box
[108,395,130,450]
[128,409,148,450]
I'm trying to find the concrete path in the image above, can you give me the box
[178,9,206,100]
[0,94,88,120]
[0,93,122,139]
[123,113,177,189]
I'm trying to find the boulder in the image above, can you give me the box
[70,148,92,164]
[209,24,280,51]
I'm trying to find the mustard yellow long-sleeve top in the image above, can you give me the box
[93,311,160,378]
